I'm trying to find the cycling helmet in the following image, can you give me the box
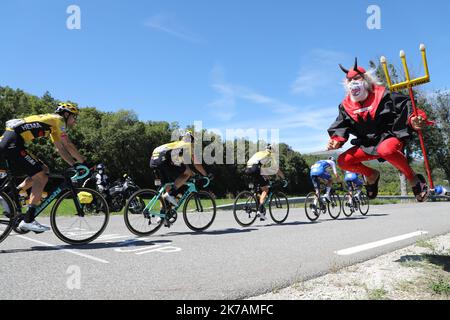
[97,163,105,171]
[181,130,195,143]
[55,102,79,116]
[328,156,336,162]
[266,144,273,152]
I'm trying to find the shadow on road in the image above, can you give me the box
[0,239,172,254]
[161,228,258,237]
[261,221,315,227]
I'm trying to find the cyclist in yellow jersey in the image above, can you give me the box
[0,103,87,233]
[150,131,212,207]
[246,144,287,221]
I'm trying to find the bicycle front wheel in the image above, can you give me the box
[269,191,289,224]
[328,193,342,219]
[233,191,258,227]
[124,189,164,236]
[358,193,370,215]
[0,191,14,244]
[342,193,354,217]
[51,188,110,245]
[304,192,320,222]
[183,191,216,232]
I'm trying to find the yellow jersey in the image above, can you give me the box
[6,114,66,144]
[247,150,279,176]
[151,141,192,166]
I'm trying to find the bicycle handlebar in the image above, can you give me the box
[70,165,90,181]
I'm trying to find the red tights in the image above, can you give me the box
[337,137,416,182]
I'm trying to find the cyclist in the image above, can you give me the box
[435,185,449,196]
[0,103,87,233]
[310,156,340,202]
[246,144,287,221]
[344,170,364,198]
[150,131,212,208]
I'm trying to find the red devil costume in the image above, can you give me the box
[327,59,431,201]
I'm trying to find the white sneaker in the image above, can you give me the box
[19,220,50,233]
[162,193,178,206]
[324,194,331,202]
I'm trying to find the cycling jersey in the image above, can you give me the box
[151,141,192,167]
[344,171,363,186]
[310,160,337,178]
[247,151,278,176]
[6,114,66,144]
[435,185,449,196]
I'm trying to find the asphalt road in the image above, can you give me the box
[1,201,449,300]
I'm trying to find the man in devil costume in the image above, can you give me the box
[327,59,431,202]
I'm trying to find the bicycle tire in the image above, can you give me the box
[51,188,110,245]
[305,192,321,222]
[342,193,354,217]
[358,193,370,215]
[0,191,14,244]
[124,189,164,236]
[269,191,289,224]
[328,193,341,219]
[233,191,259,227]
[183,191,216,232]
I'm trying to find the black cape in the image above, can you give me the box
[327,89,415,156]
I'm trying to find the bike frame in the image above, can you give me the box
[143,177,210,218]
[1,161,90,219]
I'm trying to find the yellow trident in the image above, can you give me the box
[380,44,434,190]
[380,44,430,91]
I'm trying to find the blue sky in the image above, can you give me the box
[1,0,449,153]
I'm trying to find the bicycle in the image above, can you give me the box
[342,187,370,217]
[123,176,216,236]
[304,182,342,221]
[233,180,289,227]
[0,162,110,245]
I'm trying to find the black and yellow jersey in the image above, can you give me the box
[6,114,67,144]
[151,141,192,166]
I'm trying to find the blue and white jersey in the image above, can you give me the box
[435,185,449,196]
[344,171,363,186]
[310,160,337,178]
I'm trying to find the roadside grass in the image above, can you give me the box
[396,239,450,299]
[366,286,388,300]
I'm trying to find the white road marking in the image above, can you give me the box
[17,235,109,264]
[335,231,429,256]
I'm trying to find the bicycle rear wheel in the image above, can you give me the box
[183,191,216,232]
[51,188,110,245]
[305,192,321,222]
[328,193,341,219]
[269,191,289,224]
[233,191,258,227]
[358,193,370,215]
[342,193,354,217]
[0,191,14,244]
[124,189,164,236]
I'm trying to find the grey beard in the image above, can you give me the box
[350,89,369,103]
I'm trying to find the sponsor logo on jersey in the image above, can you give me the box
[20,123,43,131]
